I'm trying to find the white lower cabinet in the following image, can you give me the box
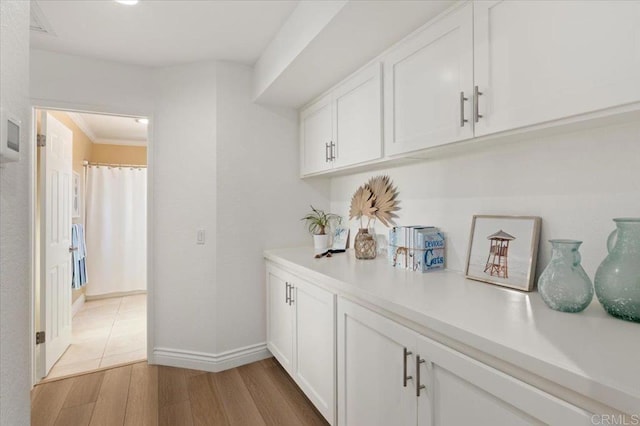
[338,298,593,426]
[337,298,417,426]
[266,264,336,424]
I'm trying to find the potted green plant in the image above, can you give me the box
[301,205,341,253]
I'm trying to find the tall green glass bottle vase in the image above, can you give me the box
[594,218,640,323]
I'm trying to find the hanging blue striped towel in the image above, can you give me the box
[71,224,88,289]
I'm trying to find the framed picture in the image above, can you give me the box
[332,227,350,250]
[465,215,541,291]
[72,171,81,218]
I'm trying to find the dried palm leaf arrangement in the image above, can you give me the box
[349,175,400,229]
[367,175,400,227]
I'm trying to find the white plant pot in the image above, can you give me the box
[313,234,330,254]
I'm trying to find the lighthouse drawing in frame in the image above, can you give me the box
[465,215,541,291]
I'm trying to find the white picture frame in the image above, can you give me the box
[465,215,541,291]
[332,227,350,250]
[72,171,81,218]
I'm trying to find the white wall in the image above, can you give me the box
[152,61,219,356]
[30,49,154,116]
[29,50,331,370]
[216,62,330,353]
[0,1,31,424]
[330,120,640,281]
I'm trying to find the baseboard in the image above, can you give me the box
[85,290,146,301]
[151,343,271,373]
[72,294,85,317]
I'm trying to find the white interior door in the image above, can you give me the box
[39,111,73,376]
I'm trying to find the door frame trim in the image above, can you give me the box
[29,99,155,386]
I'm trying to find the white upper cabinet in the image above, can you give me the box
[332,64,382,169]
[300,63,382,176]
[473,0,640,137]
[299,1,640,173]
[384,3,473,156]
[300,94,333,176]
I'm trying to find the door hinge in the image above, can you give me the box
[37,134,46,147]
[36,331,45,344]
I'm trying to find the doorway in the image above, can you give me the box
[33,108,149,381]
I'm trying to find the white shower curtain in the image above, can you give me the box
[85,165,147,297]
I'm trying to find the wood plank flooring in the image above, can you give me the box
[31,358,328,426]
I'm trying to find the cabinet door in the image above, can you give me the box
[474,1,640,137]
[266,266,294,375]
[415,335,593,426]
[293,279,336,424]
[384,3,473,156]
[300,94,333,176]
[337,299,417,426]
[333,63,383,169]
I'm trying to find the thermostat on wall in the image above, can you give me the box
[1,107,21,163]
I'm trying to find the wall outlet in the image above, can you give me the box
[196,229,205,245]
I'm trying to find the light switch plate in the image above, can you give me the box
[196,229,205,245]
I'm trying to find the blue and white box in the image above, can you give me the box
[414,229,445,272]
[389,226,443,271]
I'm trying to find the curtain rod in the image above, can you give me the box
[82,160,146,169]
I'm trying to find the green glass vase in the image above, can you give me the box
[538,240,593,313]
[594,218,640,323]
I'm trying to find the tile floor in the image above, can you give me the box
[44,294,147,380]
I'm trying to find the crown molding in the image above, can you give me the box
[66,112,98,142]
[93,138,148,147]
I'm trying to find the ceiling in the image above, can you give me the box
[30,0,298,67]
[30,0,456,107]
[67,112,148,146]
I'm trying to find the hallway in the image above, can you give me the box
[45,294,147,380]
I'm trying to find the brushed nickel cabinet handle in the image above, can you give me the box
[474,85,483,123]
[460,91,468,127]
[285,282,290,304]
[416,355,426,397]
[403,347,413,387]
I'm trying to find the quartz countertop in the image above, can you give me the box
[264,247,640,415]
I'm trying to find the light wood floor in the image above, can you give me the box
[31,358,329,426]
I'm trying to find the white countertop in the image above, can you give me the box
[264,247,640,415]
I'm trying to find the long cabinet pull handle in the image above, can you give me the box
[403,348,413,387]
[285,282,290,304]
[474,85,483,123]
[416,355,426,397]
[459,91,468,127]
